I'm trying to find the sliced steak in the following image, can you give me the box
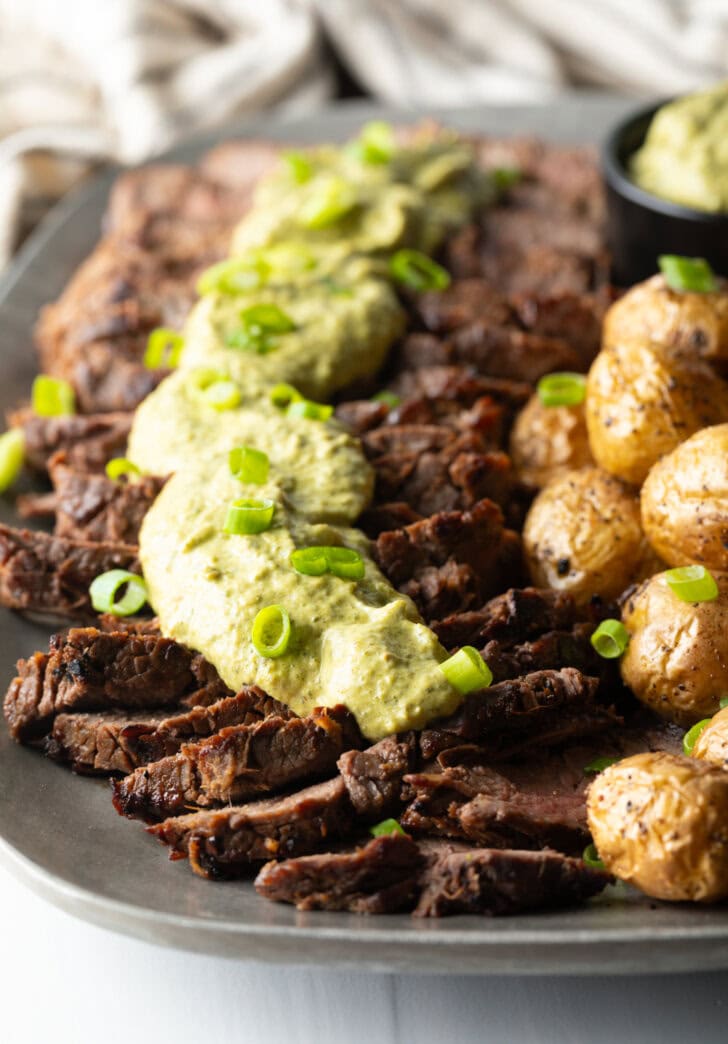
[112,706,361,822]
[0,523,141,619]
[480,624,602,683]
[254,834,423,913]
[414,847,609,917]
[7,408,132,473]
[148,776,354,879]
[390,366,531,419]
[337,734,416,819]
[432,587,578,649]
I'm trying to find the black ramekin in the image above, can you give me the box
[602,99,728,287]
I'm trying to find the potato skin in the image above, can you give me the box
[641,424,728,570]
[509,393,593,489]
[587,751,728,902]
[692,707,728,768]
[522,466,659,605]
[585,339,728,486]
[621,570,728,726]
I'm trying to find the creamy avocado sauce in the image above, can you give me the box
[631,81,728,212]
[130,126,490,740]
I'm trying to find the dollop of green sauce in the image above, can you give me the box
[631,81,728,213]
[130,125,492,739]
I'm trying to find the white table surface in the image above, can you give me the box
[3,860,728,1044]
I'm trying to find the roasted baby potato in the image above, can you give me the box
[603,273,728,368]
[585,340,728,486]
[621,570,728,725]
[691,707,728,769]
[522,466,659,605]
[587,751,728,902]
[641,424,728,570]
[509,393,593,489]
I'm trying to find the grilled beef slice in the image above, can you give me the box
[7,408,133,473]
[45,685,288,773]
[480,624,602,683]
[112,706,361,822]
[0,524,141,619]
[432,586,578,649]
[149,776,354,878]
[254,834,423,913]
[337,734,416,819]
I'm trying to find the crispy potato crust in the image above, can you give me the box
[509,393,593,489]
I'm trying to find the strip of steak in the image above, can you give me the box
[7,408,132,473]
[148,776,354,879]
[480,624,602,683]
[432,587,578,649]
[254,834,423,913]
[390,366,531,421]
[337,734,416,819]
[112,706,361,822]
[0,523,141,618]
[414,847,609,917]
[45,685,289,773]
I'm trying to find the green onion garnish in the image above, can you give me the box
[290,546,329,577]
[187,369,241,411]
[370,818,406,838]
[269,382,303,409]
[683,719,712,756]
[251,604,291,658]
[226,303,296,354]
[492,166,521,192]
[582,843,605,870]
[664,565,718,603]
[105,457,141,482]
[0,429,24,493]
[357,121,395,165]
[658,255,717,294]
[290,546,365,580]
[284,151,313,184]
[286,399,333,422]
[31,375,75,417]
[537,372,587,408]
[389,249,451,292]
[720,697,728,710]
[223,497,275,535]
[229,446,269,485]
[298,175,357,229]
[89,569,148,617]
[372,390,401,409]
[590,619,630,660]
[584,756,618,774]
[143,328,184,369]
[439,646,493,695]
[196,255,270,296]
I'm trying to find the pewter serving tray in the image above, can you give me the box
[3,96,728,974]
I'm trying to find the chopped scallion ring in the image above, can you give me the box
[370,818,405,838]
[372,390,401,409]
[357,121,395,164]
[537,372,587,408]
[658,255,717,294]
[31,375,75,417]
[223,497,275,535]
[439,646,492,695]
[584,756,618,774]
[298,175,357,229]
[290,546,365,580]
[143,328,184,369]
[251,604,291,658]
[196,255,270,296]
[0,428,24,493]
[290,547,329,577]
[492,166,521,192]
[89,569,148,617]
[683,718,712,756]
[664,565,718,603]
[240,303,295,334]
[582,843,605,870]
[105,457,141,482]
[229,446,269,485]
[186,369,241,411]
[286,399,333,422]
[284,150,314,184]
[389,249,450,292]
[269,382,303,409]
[590,619,630,659]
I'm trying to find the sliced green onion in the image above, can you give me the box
[298,175,357,229]
[223,498,275,535]
[0,428,24,493]
[32,375,75,417]
[197,255,270,296]
[658,255,717,294]
[372,390,401,409]
[664,565,718,603]
[251,604,291,658]
[239,303,295,334]
[720,697,728,710]
[89,569,148,617]
[357,121,395,164]
[269,382,303,409]
[370,818,405,838]
[684,718,712,756]
[105,457,141,482]
[229,446,269,485]
[492,166,521,192]
[439,646,492,695]
[590,619,630,660]
[584,756,618,774]
[187,369,241,411]
[326,546,365,580]
[284,150,313,184]
[286,399,333,422]
[389,249,451,292]
[290,546,329,577]
[582,843,605,870]
[537,372,587,408]
[143,328,184,369]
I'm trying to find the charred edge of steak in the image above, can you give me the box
[432,586,578,650]
[337,733,416,820]
[7,408,133,474]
